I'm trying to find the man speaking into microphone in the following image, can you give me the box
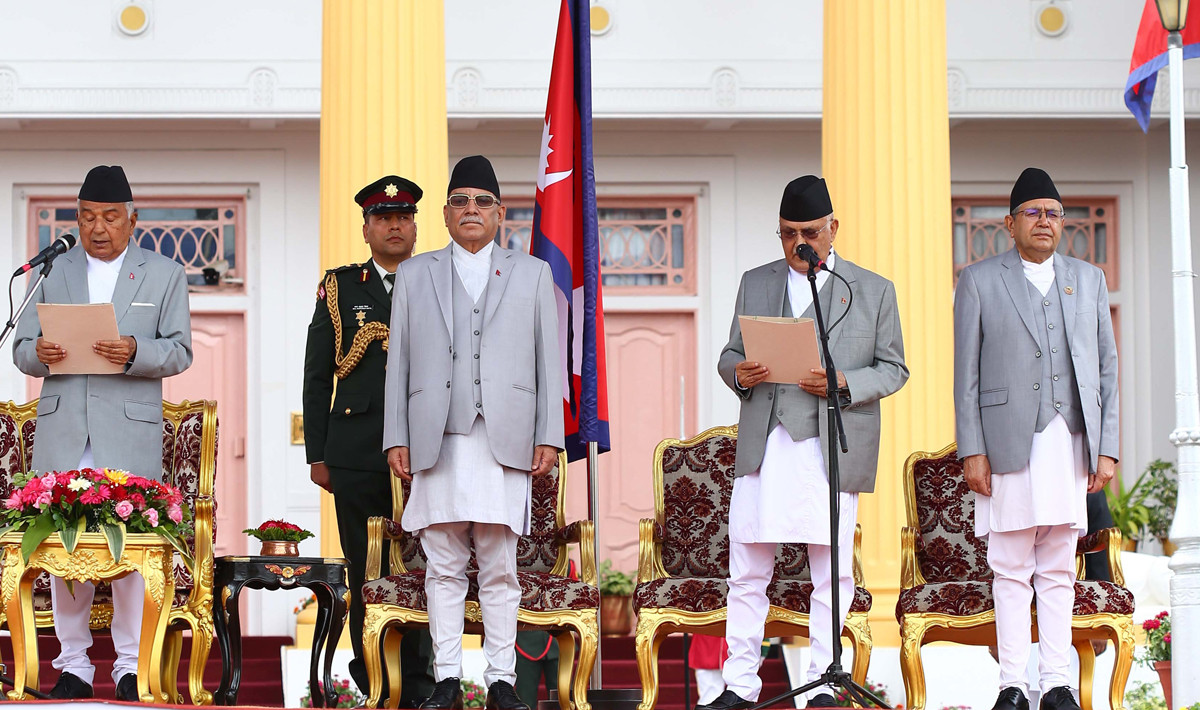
[700,176,908,710]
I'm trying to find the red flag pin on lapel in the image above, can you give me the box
[495,269,501,276]
[129,273,135,279]
[841,297,847,304]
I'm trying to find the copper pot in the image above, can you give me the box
[600,594,633,636]
[260,540,299,557]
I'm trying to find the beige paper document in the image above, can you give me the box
[738,315,822,384]
[36,303,124,375]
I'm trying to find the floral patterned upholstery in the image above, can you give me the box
[363,569,598,612]
[0,402,217,622]
[899,445,1136,620]
[638,432,864,610]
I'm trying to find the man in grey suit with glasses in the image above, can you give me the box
[13,165,193,701]
[954,168,1118,710]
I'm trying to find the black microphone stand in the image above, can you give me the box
[749,261,888,710]
[0,260,56,350]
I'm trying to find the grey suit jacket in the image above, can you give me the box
[953,248,1119,474]
[382,244,564,472]
[13,243,193,480]
[718,257,909,492]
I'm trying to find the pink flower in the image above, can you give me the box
[80,488,105,505]
[168,504,183,524]
[38,472,57,490]
[131,493,146,510]
[145,508,159,527]
[4,491,23,510]
[115,500,134,520]
[23,477,43,494]
[35,491,52,506]
[1164,633,1172,644]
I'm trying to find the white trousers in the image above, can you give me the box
[989,524,1077,695]
[50,572,146,685]
[422,521,520,686]
[723,533,854,702]
[695,668,727,705]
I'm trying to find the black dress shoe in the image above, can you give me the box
[115,673,139,702]
[992,687,1030,710]
[420,678,463,709]
[808,693,838,708]
[485,680,529,710]
[49,671,94,700]
[696,690,754,710]
[1040,687,1081,710]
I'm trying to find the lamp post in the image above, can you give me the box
[1155,0,1200,705]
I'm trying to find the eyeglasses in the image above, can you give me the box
[777,219,832,241]
[1013,207,1065,222]
[447,193,500,209]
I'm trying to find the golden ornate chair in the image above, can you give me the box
[360,452,599,710]
[0,398,219,705]
[897,443,1135,710]
[633,425,872,710]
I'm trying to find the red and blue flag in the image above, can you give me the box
[1125,0,1200,132]
[531,0,610,461]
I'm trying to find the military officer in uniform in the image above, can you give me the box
[303,175,434,707]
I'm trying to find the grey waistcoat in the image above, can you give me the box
[446,268,488,435]
[1027,278,1085,434]
[766,277,834,442]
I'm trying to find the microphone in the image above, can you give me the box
[14,233,77,277]
[796,243,826,272]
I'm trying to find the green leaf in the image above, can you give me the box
[58,516,86,555]
[158,530,195,573]
[20,516,57,564]
[102,522,127,562]
[0,523,17,540]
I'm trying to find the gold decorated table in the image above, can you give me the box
[0,532,175,702]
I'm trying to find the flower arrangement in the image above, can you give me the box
[0,468,192,567]
[300,677,364,708]
[834,679,892,708]
[1138,610,1172,667]
[242,519,314,542]
[461,679,487,708]
[293,593,317,615]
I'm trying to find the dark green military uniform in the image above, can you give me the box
[303,258,434,706]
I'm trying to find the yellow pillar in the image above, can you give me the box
[318,0,450,556]
[822,0,953,645]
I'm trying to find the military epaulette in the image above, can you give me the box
[326,263,361,275]
[317,263,362,300]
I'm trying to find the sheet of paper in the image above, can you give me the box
[738,315,822,385]
[36,303,124,375]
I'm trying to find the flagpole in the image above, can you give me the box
[588,440,604,690]
[1165,28,1200,707]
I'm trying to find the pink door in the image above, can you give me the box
[567,312,697,574]
[163,312,247,556]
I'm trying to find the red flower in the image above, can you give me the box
[1164,633,1172,644]
[1157,610,1170,619]
[131,493,147,510]
[1143,618,1161,631]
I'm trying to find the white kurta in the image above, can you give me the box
[975,255,1089,538]
[728,253,859,545]
[401,240,532,537]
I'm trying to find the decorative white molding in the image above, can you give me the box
[249,68,278,109]
[452,67,482,109]
[0,66,15,108]
[711,68,738,109]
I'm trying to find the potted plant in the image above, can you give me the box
[1139,611,1172,709]
[599,559,635,636]
[300,677,364,708]
[460,679,487,708]
[1140,459,1178,555]
[1105,466,1153,551]
[243,519,314,556]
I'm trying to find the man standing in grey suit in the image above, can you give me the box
[954,168,1118,710]
[13,165,192,701]
[383,155,563,710]
[700,176,908,710]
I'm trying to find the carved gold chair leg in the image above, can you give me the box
[570,614,599,710]
[187,620,215,705]
[363,608,388,709]
[1073,640,1094,710]
[555,630,576,710]
[898,617,931,710]
[1108,619,1135,710]
[845,612,872,686]
[383,626,404,710]
[634,614,667,710]
[161,628,184,704]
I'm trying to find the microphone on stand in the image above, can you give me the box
[796,242,826,272]
[14,233,77,277]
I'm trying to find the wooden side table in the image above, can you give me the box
[213,555,349,707]
[0,532,175,702]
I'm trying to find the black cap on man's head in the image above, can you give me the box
[1009,167,1061,213]
[447,155,501,200]
[355,176,422,215]
[780,176,833,222]
[78,165,133,203]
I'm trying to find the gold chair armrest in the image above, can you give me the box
[1103,528,1126,588]
[575,520,598,587]
[900,526,926,589]
[366,516,408,581]
[190,497,215,594]
[637,518,669,585]
[852,524,865,587]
